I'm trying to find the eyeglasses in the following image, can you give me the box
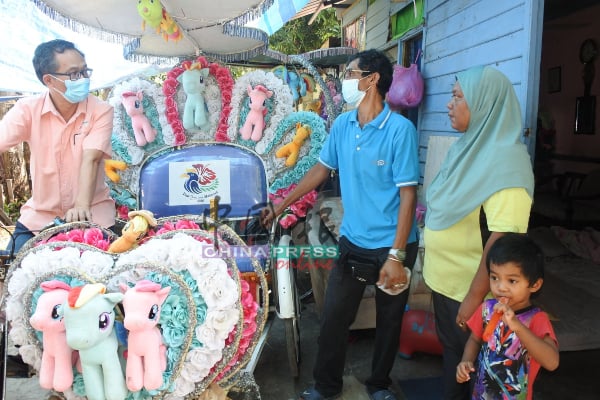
[343,68,371,79]
[51,68,93,81]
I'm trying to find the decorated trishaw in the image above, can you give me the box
[0,2,355,398]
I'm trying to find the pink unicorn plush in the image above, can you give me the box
[239,84,273,142]
[121,91,157,146]
[120,280,171,391]
[29,280,75,392]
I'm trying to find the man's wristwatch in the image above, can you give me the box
[388,248,406,261]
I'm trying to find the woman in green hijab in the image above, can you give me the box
[423,66,534,400]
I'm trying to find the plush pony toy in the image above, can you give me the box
[63,283,127,400]
[29,280,75,392]
[287,71,307,103]
[303,99,321,114]
[240,84,273,142]
[276,123,312,167]
[121,91,157,147]
[120,280,170,391]
[108,210,157,253]
[178,62,211,131]
[272,66,311,104]
[104,159,127,183]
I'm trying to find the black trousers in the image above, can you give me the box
[432,291,472,400]
[313,236,417,397]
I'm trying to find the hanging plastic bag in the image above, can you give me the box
[387,51,424,109]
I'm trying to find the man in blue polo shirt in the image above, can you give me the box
[261,49,419,400]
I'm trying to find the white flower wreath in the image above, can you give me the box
[227,70,294,158]
[116,233,240,399]
[108,77,174,201]
[109,77,174,165]
[6,233,240,400]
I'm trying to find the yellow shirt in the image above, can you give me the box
[423,188,532,302]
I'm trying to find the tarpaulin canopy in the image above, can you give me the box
[27,0,309,65]
[0,0,157,93]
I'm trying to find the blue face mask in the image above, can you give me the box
[52,77,90,103]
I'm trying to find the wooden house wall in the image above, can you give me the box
[419,0,542,174]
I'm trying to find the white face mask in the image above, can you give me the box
[342,78,369,108]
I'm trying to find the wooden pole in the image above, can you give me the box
[5,179,13,203]
[0,186,12,225]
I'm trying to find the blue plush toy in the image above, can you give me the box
[177,64,210,131]
[63,283,127,400]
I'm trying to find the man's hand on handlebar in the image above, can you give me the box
[260,203,277,228]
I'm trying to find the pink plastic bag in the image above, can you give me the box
[387,63,424,109]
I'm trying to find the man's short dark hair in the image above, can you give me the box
[486,233,544,285]
[347,49,394,98]
[32,39,85,84]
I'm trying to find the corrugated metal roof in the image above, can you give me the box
[291,0,352,21]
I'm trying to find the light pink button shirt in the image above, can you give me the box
[0,92,115,232]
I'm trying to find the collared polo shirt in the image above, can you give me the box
[319,103,419,248]
[0,91,115,232]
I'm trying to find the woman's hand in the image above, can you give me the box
[456,292,481,331]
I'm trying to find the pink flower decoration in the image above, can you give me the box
[290,201,308,218]
[48,232,69,243]
[214,272,260,382]
[301,190,318,206]
[116,205,129,220]
[95,239,110,251]
[192,235,214,244]
[162,78,178,97]
[279,213,298,229]
[175,219,200,230]
[155,221,176,235]
[269,184,318,228]
[37,227,111,250]
[83,228,105,245]
[66,229,84,243]
[162,56,234,144]
[165,97,176,109]
[174,132,187,146]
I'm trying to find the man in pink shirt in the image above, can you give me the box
[0,39,115,255]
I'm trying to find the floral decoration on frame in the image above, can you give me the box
[163,57,234,144]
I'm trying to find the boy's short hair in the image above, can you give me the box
[486,233,544,285]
